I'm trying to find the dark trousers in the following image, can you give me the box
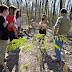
[8,31,18,41]
[39,29,46,42]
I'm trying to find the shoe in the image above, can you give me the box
[9,51,16,55]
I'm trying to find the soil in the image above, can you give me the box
[0,24,72,72]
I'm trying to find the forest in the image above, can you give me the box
[0,0,72,72]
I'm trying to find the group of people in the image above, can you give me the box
[33,8,70,63]
[0,4,21,68]
[0,4,70,71]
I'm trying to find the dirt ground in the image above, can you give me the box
[0,24,72,72]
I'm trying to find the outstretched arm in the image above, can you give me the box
[33,22,48,29]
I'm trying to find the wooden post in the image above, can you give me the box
[63,62,68,72]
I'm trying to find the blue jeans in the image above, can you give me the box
[55,36,63,61]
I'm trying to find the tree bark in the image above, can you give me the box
[42,0,44,14]
[0,0,2,4]
[7,0,10,6]
[45,0,48,15]
[26,2,30,25]
[16,0,19,8]
[53,0,56,16]
[60,0,62,10]
[31,2,34,19]
[39,0,41,20]
[35,0,37,20]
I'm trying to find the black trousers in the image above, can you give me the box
[8,31,18,41]
[39,29,46,42]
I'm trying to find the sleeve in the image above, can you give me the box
[0,16,5,23]
[55,18,61,28]
[16,18,18,25]
[54,17,61,35]
[6,16,13,24]
[0,16,5,26]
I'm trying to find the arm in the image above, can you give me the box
[39,24,48,29]
[10,22,18,37]
[54,18,61,36]
[33,22,48,29]
[6,16,18,37]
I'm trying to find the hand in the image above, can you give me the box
[5,21,8,25]
[8,23,13,27]
[33,22,37,26]
[15,31,18,37]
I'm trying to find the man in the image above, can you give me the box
[54,8,70,62]
[0,4,9,72]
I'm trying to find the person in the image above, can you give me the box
[16,9,21,34]
[0,4,9,71]
[6,5,18,55]
[54,8,70,62]
[33,14,49,42]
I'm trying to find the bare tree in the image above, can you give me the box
[39,0,41,20]
[67,0,70,10]
[70,7,72,20]
[16,0,19,8]
[42,0,44,14]
[53,0,56,17]
[26,2,30,25]
[45,0,48,15]
[7,0,10,6]
[52,0,56,24]
[60,0,62,10]
[35,0,37,20]
[31,2,34,19]
[0,0,2,4]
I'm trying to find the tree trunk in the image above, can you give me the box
[60,0,62,10]
[53,0,56,16]
[35,0,37,20]
[39,0,41,20]
[31,2,34,19]
[42,0,44,14]
[16,0,19,8]
[67,0,70,10]
[7,0,10,6]
[0,0,2,4]
[70,7,72,20]
[45,0,48,15]
[26,2,30,25]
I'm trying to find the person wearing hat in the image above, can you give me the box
[33,14,49,42]
[54,8,70,62]
[6,5,18,55]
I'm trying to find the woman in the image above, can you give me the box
[33,14,49,42]
[16,9,21,34]
[6,5,18,55]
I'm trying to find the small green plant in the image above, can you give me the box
[6,34,68,72]
[6,38,29,52]
[19,64,28,72]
